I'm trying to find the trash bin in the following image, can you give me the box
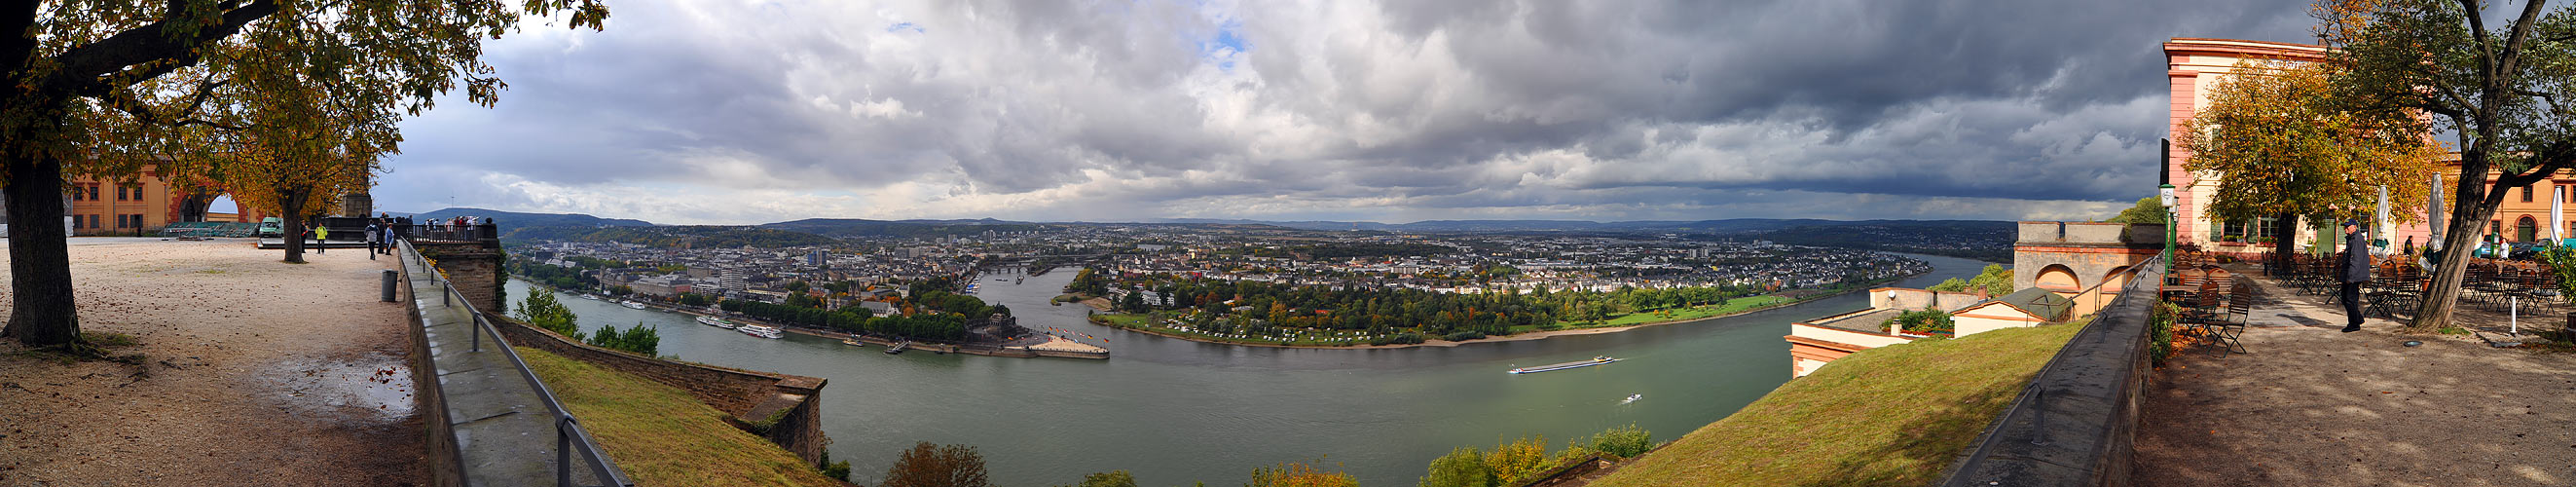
[382,270,399,302]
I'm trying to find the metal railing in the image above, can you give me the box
[398,239,633,487]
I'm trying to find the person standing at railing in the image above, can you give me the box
[363,221,381,261]
[2340,219,2372,333]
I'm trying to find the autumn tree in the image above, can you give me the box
[2317,0,2576,330]
[2175,58,2443,271]
[0,0,609,347]
[881,441,991,487]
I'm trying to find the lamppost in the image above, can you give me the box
[2161,183,2178,266]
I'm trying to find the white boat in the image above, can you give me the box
[619,300,646,310]
[1621,393,1643,404]
[738,324,783,339]
[580,294,599,300]
[696,316,736,329]
[1508,356,1619,375]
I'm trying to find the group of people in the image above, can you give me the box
[302,213,488,260]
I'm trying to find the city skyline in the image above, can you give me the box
[374,0,2318,225]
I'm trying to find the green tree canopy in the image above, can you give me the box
[2103,197,2167,224]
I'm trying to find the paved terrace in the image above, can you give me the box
[2134,266,2576,486]
[0,238,423,485]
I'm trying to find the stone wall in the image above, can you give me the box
[488,314,830,466]
[1868,287,1988,313]
[397,275,467,487]
[417,243,504,314]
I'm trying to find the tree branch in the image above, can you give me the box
[38,0,278,99]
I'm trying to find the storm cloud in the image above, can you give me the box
[375,0,2319,224]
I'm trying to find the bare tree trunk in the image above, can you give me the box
[280,188,307,263]
[2272,213,2297,274]
[2415,158,2508,331]
[3,152,81,346]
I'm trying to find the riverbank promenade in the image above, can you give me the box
[2134,266,2575,486]
[0,238,424,485]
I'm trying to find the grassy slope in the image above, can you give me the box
[518,348,843,487]
[1588,319,2086,487]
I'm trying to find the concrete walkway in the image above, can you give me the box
[2133,272,2576,486]
[400,245,610,486]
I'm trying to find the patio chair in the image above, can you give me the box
[2202,281,2253,355]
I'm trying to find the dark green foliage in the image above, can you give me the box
[821,450,854,482]
[1370,332,1427,346]
[2104,197,2168,224]
[908,277,960,298]
[1057,470,1139,487]
[1885,307,1955,335]
[1417,447,1492,487]
[1586,423,1654,459]
[677,292,713,307]
[514,289,581,337]
[1441,330,1486,342]
[913,290,998,318]
[1066,268,1110,296]
[508,259,600,291]
[585,322,662,356]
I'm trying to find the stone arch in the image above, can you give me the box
[2033,264,2080,292]
[2101,265,2132,293]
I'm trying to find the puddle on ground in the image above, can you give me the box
[260,353,416,423]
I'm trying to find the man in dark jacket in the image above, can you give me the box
[2340,219,2372,332]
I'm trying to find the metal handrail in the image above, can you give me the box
[398,239,634,487]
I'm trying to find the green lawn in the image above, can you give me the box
[1563,295,1796,329]
[1587,319,2087,487]
[518,348,844,487]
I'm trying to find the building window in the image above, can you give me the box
[2523,184,2534,203]
[86,214,99,229]
[86,185,98,201]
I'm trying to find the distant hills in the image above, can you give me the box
[405,207,2019,260]
[402,207,655,230]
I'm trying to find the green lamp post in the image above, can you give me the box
[2160,183,2178,266]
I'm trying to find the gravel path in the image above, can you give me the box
[0,238,423,486]
[2134,270,2576,486]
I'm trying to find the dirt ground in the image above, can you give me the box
[0,238,423,486]
[2134,268,2576,487]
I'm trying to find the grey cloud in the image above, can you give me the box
[378,0,2319,223]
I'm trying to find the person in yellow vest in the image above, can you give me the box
[313,224,328,254]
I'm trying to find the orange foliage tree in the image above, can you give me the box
[2174,59,2444,267]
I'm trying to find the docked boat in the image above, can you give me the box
[1508,356,1619,374]
[884,341,909,355]
[842,335,865,347]
[696,316,737,329]
[619,300,646,310]
[738,324,783,339]
[580,294,599,300]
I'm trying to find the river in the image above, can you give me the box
[510,253,1991,486]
